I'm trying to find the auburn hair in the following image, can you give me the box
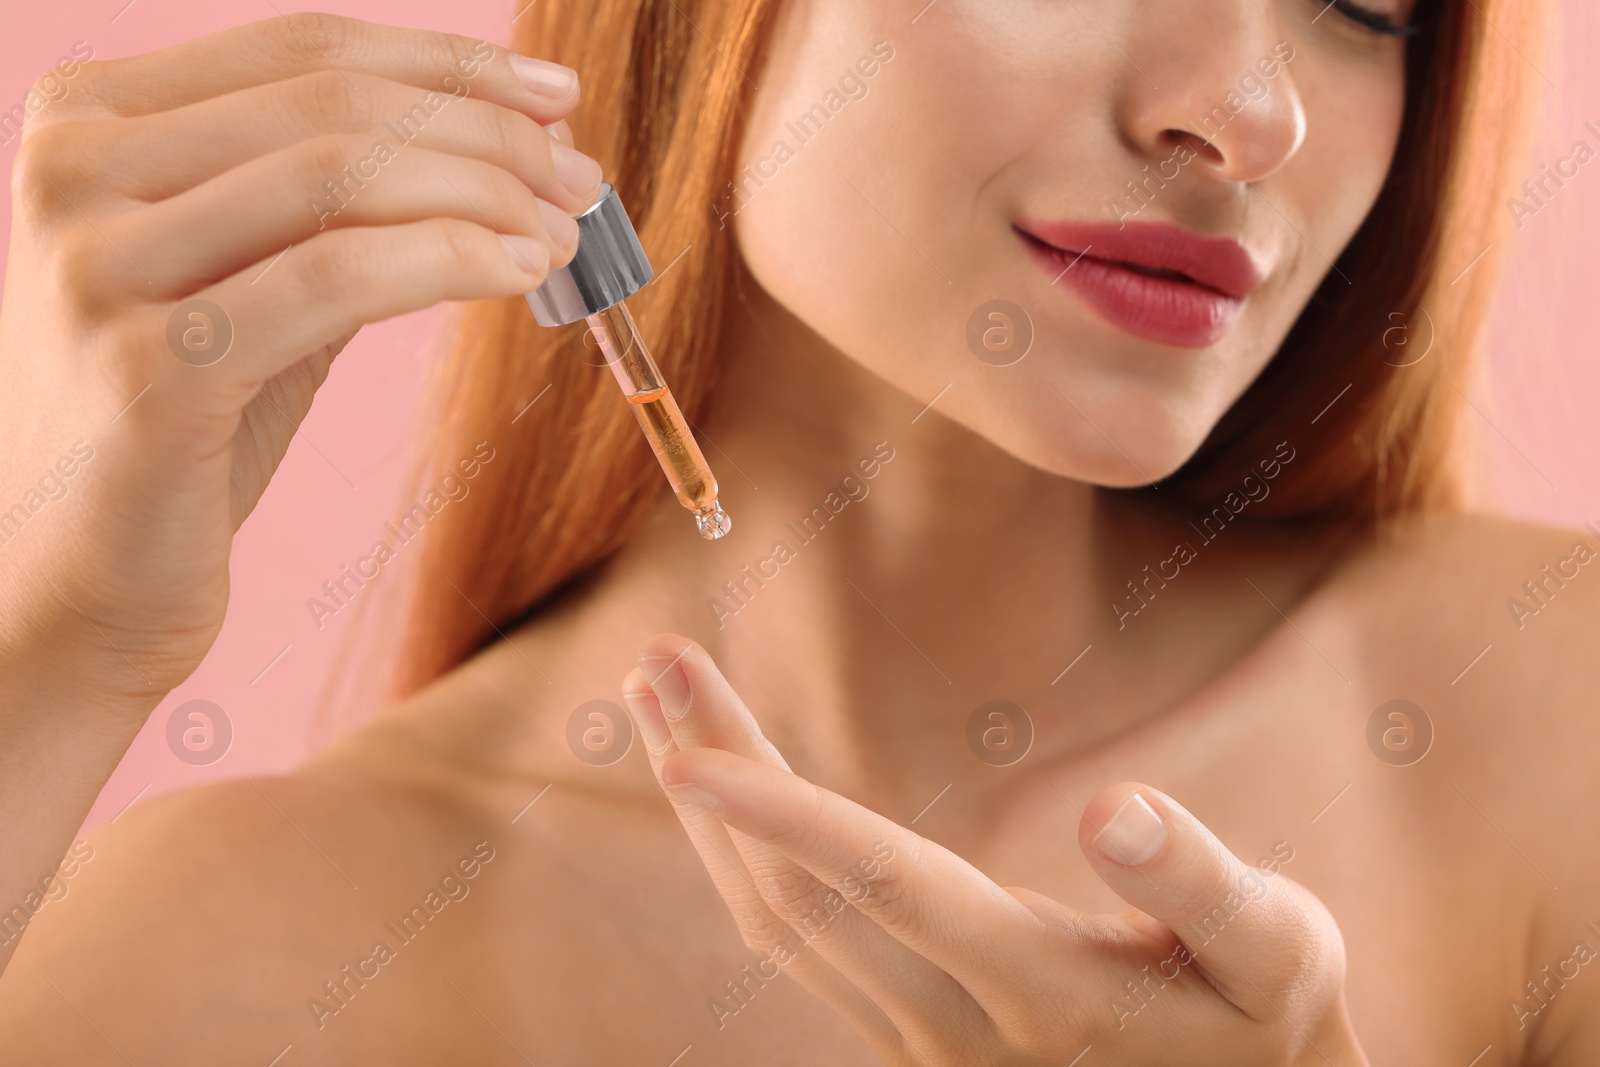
[361,0,1546,703]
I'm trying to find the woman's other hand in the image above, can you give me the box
[621,635,1369,1067]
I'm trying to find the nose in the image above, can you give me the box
[1113,4,1306,184]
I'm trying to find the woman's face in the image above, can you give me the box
[730,0,1415,484]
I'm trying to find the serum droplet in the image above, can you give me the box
[695,502,732,541]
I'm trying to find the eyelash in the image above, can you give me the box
[1328,0,1418,37]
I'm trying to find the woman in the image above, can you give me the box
[0,0,1585,1062]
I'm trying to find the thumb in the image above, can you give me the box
[1077,782,1348,1021]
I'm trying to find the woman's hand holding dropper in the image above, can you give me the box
[0,13,597,971]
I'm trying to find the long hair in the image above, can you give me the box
[370,0,1546,700]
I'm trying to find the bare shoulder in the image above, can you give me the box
[1323,510,1600,776]
[1329,511,1600,1061]
[0,745,517,1065]
[1333,509,1600,705]
[0,693,690,1066]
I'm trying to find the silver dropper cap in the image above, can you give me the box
[523,183,654,327]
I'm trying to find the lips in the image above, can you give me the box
[1014,219,1264,348]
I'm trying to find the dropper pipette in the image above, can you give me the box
[524,183,731,540]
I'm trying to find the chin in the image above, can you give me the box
[951,386,1208,490]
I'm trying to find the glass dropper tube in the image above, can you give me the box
[586,302,731,540]
[522,182,731,542]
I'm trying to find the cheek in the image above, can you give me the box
[1206,50,1408,413]
[1280,51,1408,290]
[731,6,1023,396]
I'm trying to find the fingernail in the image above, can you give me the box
[498,233,549,278]
[551,140,603,201]
[509,55,578,101]
[537,199,579,249]
[639,653,692,721]
[665,782,725,815]
[622,689,673,755]
[1093,791,1166,866]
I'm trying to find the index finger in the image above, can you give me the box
[45,13,579,125]
[659,746,1054,1010]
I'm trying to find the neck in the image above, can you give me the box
[465,279,1342,822]
[664,281,1110,779]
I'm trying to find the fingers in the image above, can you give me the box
[8,16,604,442]
[111,141,582,297]
[68,72,597,209]
[621,651,858,989]
[659,743,1048,1016]
[546,119,575,146]
[632,635,789,767]
[155,216,550,397]
[54,15,579,125]
[623,638,993,1056]
[1077,783,1348,1020]
[620,658,825,979]
[620,636,789,929]
[620,665,908,1056]
[619,665,778,919]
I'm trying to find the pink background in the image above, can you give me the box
[0,1,1594,829]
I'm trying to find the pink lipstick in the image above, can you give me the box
[1015,219,1263,348]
